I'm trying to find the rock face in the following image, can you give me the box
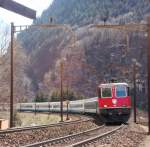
[10,0,149,107]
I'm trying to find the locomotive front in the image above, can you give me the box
[97,83,131,123]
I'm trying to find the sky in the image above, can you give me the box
[0,0,53,25]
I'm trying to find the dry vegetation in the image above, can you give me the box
[15,112,61,127]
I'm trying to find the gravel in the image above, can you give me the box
[93,123,146,147]
[0,120,97,147]
[136,110,148,126]
[0,112,148,147]
[48,125,119,147]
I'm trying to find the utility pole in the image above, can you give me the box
[10,22,14,128]
[60,61,64,122]
[66,100,70,120]
[34,102,36,115]
[2,0,35,128]
[133,62,137,123]
[147,17,150,134]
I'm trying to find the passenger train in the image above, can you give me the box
[17,82,131,123]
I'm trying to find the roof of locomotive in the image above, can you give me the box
[99,82,128,88]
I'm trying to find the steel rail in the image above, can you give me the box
[69,124,125,147]
[0,118,93,134]
[22,125,105,147]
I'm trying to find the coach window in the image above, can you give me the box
[101,88,112,98]
[116,85,127,97]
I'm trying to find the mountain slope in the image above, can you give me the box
[17,0,149,107]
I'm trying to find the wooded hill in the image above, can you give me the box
[7,0,149,109]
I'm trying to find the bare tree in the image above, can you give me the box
[0,20,10,55]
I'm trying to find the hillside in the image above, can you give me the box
[39,0,150,25]
[13,0,150,108]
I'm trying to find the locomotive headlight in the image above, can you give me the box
[104,105,107,107]
[112,99,117,105]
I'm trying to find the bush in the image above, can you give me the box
[34,91,49,102]
[51,88,85,102]
[14,111,22,126]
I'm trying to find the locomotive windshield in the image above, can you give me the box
[101,88,112,98]
[115,85,127,97]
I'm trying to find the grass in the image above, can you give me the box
[16,112,62,127]
[0,111,9,120]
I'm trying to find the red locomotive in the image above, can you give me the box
[97,82,131,122]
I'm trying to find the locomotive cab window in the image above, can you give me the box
[101,88,112,98]
[115,85,127,97]
[127,86,130,96]
[97,87,101,98]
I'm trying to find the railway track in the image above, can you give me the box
[0,115,96,147]
[69,124,124,147]
[22,124,125,147]
[0,115,90,134]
